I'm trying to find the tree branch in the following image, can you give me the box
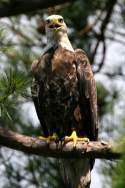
[0,0,76,18]
[91,0,117,65]
[0,127,121,159]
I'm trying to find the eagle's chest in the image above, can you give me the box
[41,58,79,114]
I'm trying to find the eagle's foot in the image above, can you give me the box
[38,133,58,144]
[64,131,89,147]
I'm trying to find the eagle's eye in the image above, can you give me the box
[46,19,50,24]
[58,18,63,23]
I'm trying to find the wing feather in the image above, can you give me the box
[31,77,49,137]
[75,49,98,140]
[31,48,56,137]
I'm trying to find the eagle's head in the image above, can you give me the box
[45,15,67,40]
[44,15,74,52]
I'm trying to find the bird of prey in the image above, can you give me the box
[31,15,98,188]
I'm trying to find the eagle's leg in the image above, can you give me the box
[64,131,89,147]
[39,133,59,143]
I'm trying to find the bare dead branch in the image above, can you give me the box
[77,10,104,37]
[107,36,125,46]
[0,0,76,18]
[0,127,121,159]
[91,0,117,64]
[94,40,106,73]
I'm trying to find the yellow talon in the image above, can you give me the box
[38,133,58,144]
[64,131,89,147]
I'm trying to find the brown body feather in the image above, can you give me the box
[32,47,98,140]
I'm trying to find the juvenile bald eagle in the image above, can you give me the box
[31,15,98,188]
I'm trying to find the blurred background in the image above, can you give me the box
[0,0,125,187]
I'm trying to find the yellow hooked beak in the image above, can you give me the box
[49,18,62,32]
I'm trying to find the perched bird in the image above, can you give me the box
[31,15,98,188]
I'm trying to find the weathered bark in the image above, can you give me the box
[0,127,121,159]
[61,158,91,188]
[0,0,76,18]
